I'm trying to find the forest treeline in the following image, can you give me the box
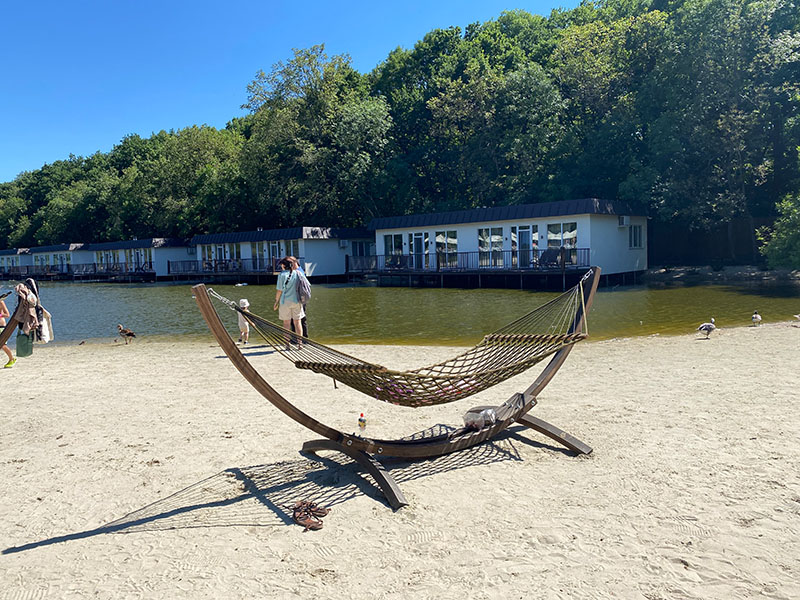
[1,0,799,265]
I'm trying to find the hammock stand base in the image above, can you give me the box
[300,396,592,510]
[192,266,600,510]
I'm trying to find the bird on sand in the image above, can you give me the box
[794,314,800,320]
[697,318,716,338]
[117,324,137,344]
[752,311,762,326]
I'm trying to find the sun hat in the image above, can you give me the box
[239,298,250,308]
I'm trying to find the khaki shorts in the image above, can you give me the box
[278,301,305,321]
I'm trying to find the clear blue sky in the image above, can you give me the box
[0,0,579,184]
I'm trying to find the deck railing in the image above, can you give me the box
[167,257,304,275]
[348,247,589,273]
[0,263,155,277]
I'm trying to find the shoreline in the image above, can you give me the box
[642,264,800,284]
[21,316,800,350]
[1,322,798,598]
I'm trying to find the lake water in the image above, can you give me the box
[2,279,799,348]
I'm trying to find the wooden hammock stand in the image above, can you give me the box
[192,267,601,509]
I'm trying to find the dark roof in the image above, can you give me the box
[27,243,86,254]
[368,199,641,230]
[190,227,372,245]
[0,248,24,256]
[84,238,187,251]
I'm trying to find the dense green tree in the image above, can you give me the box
[0,1,797,253]
[242,45,392,226]
[757,193,800,267]
[0,183,29,247]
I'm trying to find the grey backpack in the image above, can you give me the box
[296,271,312,304]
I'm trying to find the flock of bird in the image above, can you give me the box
[697,311,800,338]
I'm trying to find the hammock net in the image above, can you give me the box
[209,271,591,408]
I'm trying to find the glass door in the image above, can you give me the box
[269,241,280,271]
[518,226,531,268]
[409,232,427,269]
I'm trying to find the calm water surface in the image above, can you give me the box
[4,280,799,347]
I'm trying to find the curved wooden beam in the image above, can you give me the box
[523,267,601,403]
[0,298,25,348]
[516,414,593,455]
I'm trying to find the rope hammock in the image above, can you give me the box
[208,270,592,408]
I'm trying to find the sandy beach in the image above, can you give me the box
[1,322,799,599]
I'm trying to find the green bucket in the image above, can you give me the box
[16,331,33,358]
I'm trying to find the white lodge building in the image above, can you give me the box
[368,199,647,277]
[187,227,374,278]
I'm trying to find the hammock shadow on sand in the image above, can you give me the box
[0,425,565,555]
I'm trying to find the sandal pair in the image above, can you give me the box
[292,500,330,532]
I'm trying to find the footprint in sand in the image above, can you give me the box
[406,530,443,544]
[671,515,715,537]
[1,588,49,600]
[313,545,338,559]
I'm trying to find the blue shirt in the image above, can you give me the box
[276,269,300,304]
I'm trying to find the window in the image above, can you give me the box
[384,233,404,268]
[96,251,117,266]
[384,234,403,255]
[547,222,577,248]
[629,224,643,249]
[478,227,503,267]
[128,248,152,269]
[562,222,577,249]
[251,242,266,270]
[435,230,458,268]
[351,241,368,257]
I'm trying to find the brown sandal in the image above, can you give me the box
[305,501,330,517]
[294,500,330,518]
[293,502,323,532]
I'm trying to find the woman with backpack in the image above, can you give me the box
[287,256,309,338]
[274,257,306,350]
